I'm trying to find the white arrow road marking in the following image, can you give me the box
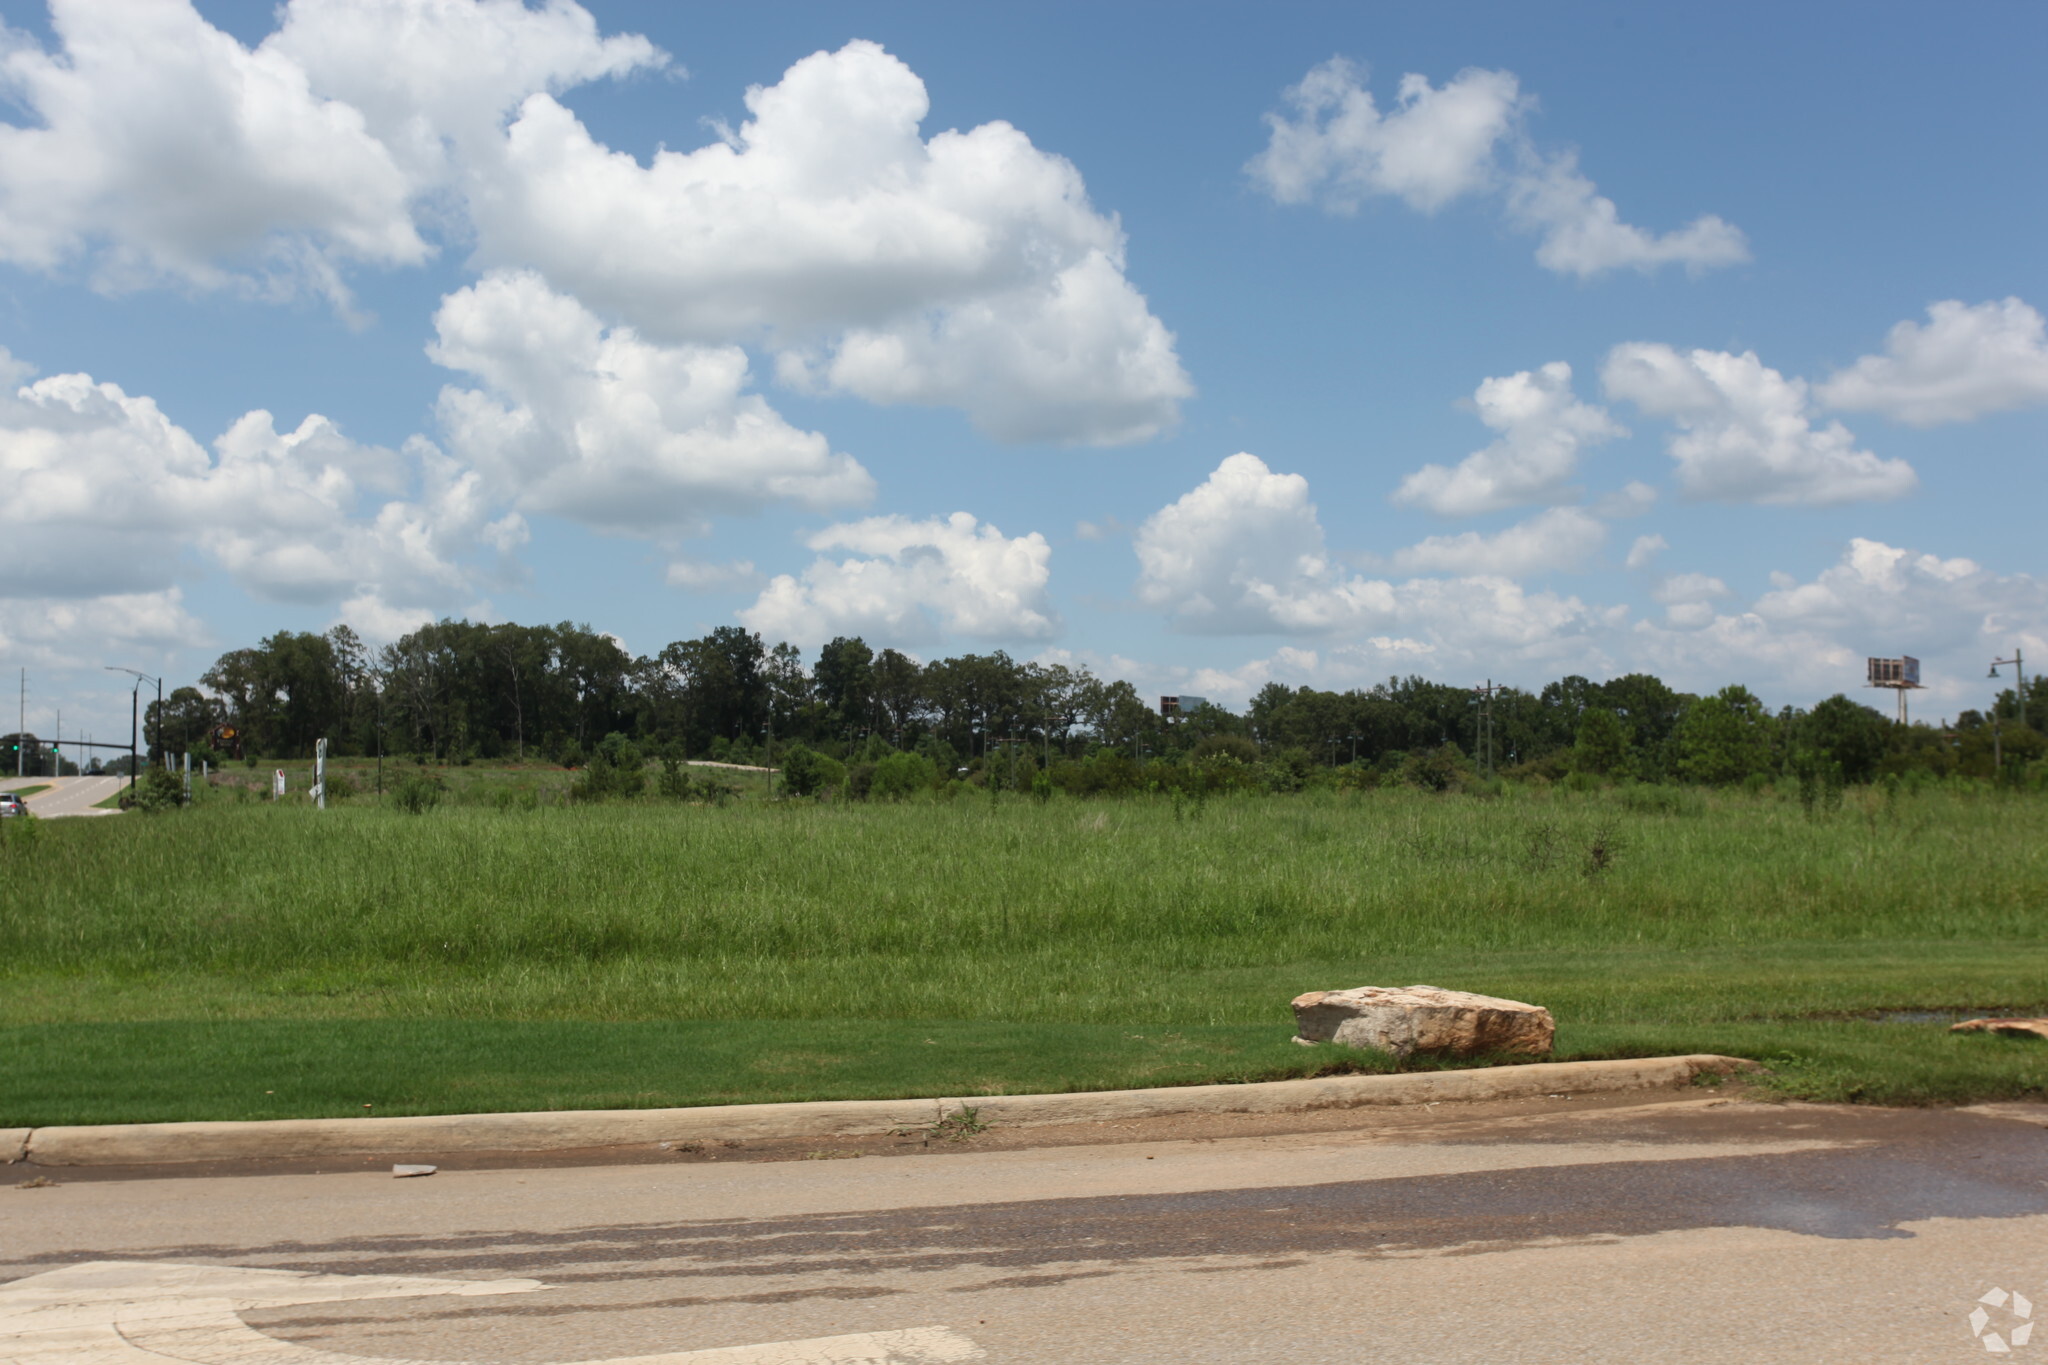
[0,1262,982,1365]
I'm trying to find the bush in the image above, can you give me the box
[323,772,357,803]
[1189,734,1260,766]
[392,771,444,814]
[1400,743,1468,793]
[777,744,829,798]
[657,752,693,800]
[845,762,877,800]
[869,750,938,800]
[572,732,646,801]
[129,766,185,813]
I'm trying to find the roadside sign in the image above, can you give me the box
[273,768,286,799]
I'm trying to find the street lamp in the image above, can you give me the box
[1989,649,2027,728]
[1990,649,2026,778]
[104,666,159,795]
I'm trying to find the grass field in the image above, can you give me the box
[4,782,2046,1124]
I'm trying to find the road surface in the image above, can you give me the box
[0,774,127,817]
[5,1092,2044,1362]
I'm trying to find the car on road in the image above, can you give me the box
[0,791,26,817]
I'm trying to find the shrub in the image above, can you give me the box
[1400,743,1468,793]
[392,771,444,814]
[323,772,357,803]
[1189,734,1260,766]
[777,744,829,798]
[657,752,694,801]
[129,766,185,813]
[573,732,646,801]
[845,762,877,800]
[869,751,938,800]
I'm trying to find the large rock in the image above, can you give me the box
[1292,985,1555,1060]
[1952,1017,2048,1041]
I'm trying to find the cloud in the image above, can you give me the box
[429,270,874,535]
[666,557,760,591]
[1390,507,1607,576]
[740,512,1057,647]
[1116,534,2041,712]
[1393,362,1623,515]
[1628,538,2046,705]
[1601,343,1917,505]
[1134,453,1616,646]
[0,14,1184,442]
[1651,570,1731,628]
[1818,298,2048,426]
[0,348,509,618]
[476,40,1189,444]
[0,0,662,308]
[0,589,206,670]
[1246,59,1521,214]
[1506,151,1748,279]
[1250,58,1747,278]
[1625,533,1668,570]
[267,0,665,173]
[1135,452,1373,633]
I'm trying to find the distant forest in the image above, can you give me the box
[122,620,2047,791]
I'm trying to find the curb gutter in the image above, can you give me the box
[16,1055,1756,1168]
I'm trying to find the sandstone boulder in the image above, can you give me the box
[1292,985,1555,1060]
[1952,1018,2048,1041]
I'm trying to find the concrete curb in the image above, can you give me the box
[17,1056,1756,1168]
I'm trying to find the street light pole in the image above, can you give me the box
[1990,649,2027,728]
[105,666,159,795]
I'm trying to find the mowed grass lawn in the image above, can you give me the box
[4,784,2046,1124]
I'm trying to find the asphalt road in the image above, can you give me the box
[0,774,127,818]
[6,1094,2045,1363]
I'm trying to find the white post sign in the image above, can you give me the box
[313,738,327,810]
[273,768,286,800]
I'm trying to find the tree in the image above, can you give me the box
[1795,695,1891,784]
[573,732,646,800]
[813,637,874,736]
[1572,708,1633,778]
[1671,686,1777,785]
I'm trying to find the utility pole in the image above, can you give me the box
[1990,649,2027,728]
[15,668,22,778]
[1471,680,1502,778]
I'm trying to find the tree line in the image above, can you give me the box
[145,618,2045,790]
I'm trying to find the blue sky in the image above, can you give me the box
[3,0,2044,748]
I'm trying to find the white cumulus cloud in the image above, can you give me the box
[429,270,874,535]
[1135,452,1381,633]
[1506,151,1748,279]
[1134,453,1616,648]
[1250,58,1747,278]
[1818,298,2048,426]
[1393,361,1623,515]
[1391,506,1607,576]
[476,40,1189,444]
[1601,342,1917,505]
[1625,533,1668,570]
[740,512,1058,647]
[0,348,510,616]
[0,0,663,307]
[1247,59,1521,213]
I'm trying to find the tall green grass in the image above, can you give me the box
[3,784,2045,1118]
